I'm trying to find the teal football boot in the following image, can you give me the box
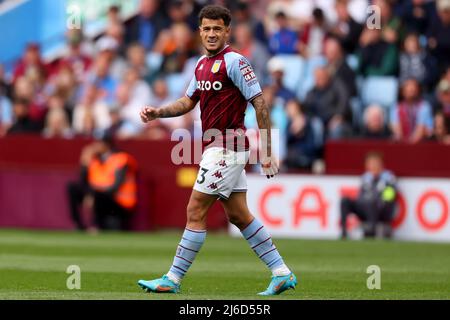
[138,275,180,293]
[258,273,297,296]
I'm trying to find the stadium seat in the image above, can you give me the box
[165,73,188,97]
[146,52,163,72]
[274,54,305,94]
[360,76,399,109]
[346,54,359,71]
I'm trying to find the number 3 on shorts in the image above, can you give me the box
[196,167,209,184]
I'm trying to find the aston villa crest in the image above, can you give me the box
[211,60,222,73]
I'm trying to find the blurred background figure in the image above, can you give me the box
[284,99,323,170]
[66,137,137,231]
[324,37,357,97]
[72,84,110,138]
[357,26,399,77]
[299,7,328,59]
[329,0,363,54]
[303,66,352,139]
[390,78,433,143]
[7,98,41,135]
[268,11,298,55]
[427,0,450,74]
[399,32,438,91]
[361,104,392,139]
[340,152,398,239]
[42,105,74,139]
[125,0,169,51]
[232,22,270,85]
[266,57,296,105]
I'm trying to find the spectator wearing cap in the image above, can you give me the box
[361,104,392,139]
[125,0,170,51]
[268,11,299,55]
[267,57,296,106]
[390,78,434,143]
[324,37,357,97]
[427,0,450,73]
[329,0,363,54]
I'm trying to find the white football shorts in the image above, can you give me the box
[193,147,250,200]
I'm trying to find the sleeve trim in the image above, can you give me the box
[247,92,263,102]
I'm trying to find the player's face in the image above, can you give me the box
[199,18,230,55]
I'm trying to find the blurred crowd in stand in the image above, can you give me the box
[1,0,450,172]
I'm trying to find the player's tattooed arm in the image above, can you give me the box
[140,97,196,123]
[251,94,279,178]
[251,95,272,157]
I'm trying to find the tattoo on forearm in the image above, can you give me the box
[158,98,192,118]
[252,95,272,156]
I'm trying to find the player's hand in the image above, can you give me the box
[140,106,159,123]
[261,156,279,179]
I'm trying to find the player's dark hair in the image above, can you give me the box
[198,5,232,26]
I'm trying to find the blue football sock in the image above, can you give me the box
[241,218,288,273]
[167,228,206,283]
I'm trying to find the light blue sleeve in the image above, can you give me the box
[225,53,262,101]
[185,74,198,100]
[390,104,399,126]
[417,102,433,131]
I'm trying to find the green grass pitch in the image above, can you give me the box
[0,229,449,300]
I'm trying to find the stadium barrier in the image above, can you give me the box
[0,135,226,230]
[1,136,449,234]
[229,175,450,242]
